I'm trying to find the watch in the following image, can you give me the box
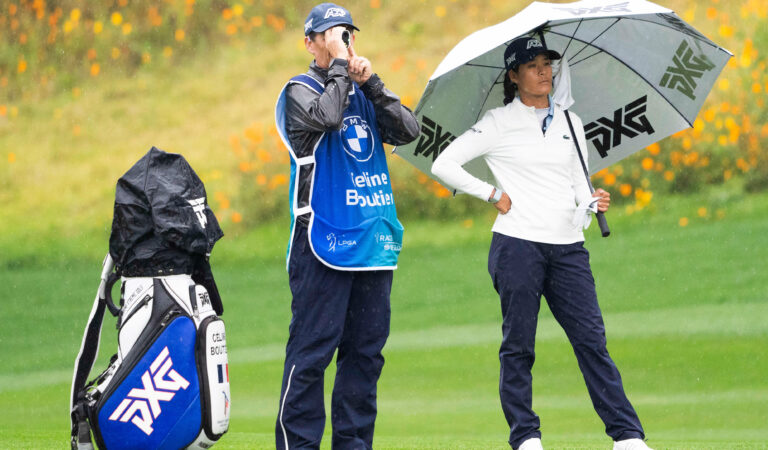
[489,188,503,203]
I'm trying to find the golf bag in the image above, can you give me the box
[71,147,229,449]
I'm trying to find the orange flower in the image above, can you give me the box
[663,170,674,181]
[619,183,632,197]
[706,7,717,20]
[87,48,97,60]
[7,152,16,163]
[111,12,123,26]
[238,161,251,172]
[435,186,451,198]
[245,127,264,144]
[17,59,27,73]
[370,0,381,9]
[256,174,267,185]
[390,56,406,72]
[646,143,660,155]
[697,207,707,218]
[231,212,242,223]
[604,173,616,185]
[435,6,447,18]
[679,217,689,227]
[269,174,289,189]
[226,24,237,35]
[266,14,285,32]
[641,157,654,170]
[0,105,6,116]
[257,149,272,163]
[90,63,100,77]
[175,29,186,41]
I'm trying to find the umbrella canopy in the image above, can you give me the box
[394,0,732,187]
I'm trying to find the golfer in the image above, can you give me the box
[274,3,419,449]
[431,36,651,450]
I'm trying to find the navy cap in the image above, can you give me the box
[304,3,359,36]
[503,36,561,72]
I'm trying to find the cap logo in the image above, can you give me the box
[527,39,543,50]
[304,18,313,33]
[324,7,347,19]
[506,53,516,66]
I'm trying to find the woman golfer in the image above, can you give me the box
[431,36,652,450]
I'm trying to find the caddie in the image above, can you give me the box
[273,3,420,449]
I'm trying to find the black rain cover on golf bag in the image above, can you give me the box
[110,146,224,313]
[71,147,229,450]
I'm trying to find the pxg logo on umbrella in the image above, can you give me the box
[660,40,717,101]
[584,96,655,159]
[412,116,456,162]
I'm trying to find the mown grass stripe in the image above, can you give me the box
[2,302,764,393]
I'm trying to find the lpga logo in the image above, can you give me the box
[327,233,357,252]
[341,116,375,162]
[107,347,190,436]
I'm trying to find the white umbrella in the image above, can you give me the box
[394,0,731,196]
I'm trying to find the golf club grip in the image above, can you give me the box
[597,211,610,237]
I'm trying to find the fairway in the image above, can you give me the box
[1,193,767,449]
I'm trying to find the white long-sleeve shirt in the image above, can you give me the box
[432,97,593,244]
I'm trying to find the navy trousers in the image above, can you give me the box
[276,225,392,450]
[487,233,644,449]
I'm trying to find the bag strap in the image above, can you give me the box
[564,110,611,237]
[70,253,117,448]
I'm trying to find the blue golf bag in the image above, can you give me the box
[71,148,229,449]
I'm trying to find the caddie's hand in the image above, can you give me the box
[347,45,372,85]
[324,26,348,60]
[593,188,611,212]
[494,192,512,215]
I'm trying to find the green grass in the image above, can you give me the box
[1,192,767,448]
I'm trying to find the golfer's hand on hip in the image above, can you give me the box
[494,192,512,215]
[347,46,372,85]
[593,188,611,212]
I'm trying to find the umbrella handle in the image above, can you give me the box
[596,211,610,237]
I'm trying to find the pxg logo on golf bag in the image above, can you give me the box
[107,346,190,436]
[413,116,456,162]
[584,95,655,158]
[187,197,208,229]
[660,40,716,101]
[556,1,630,16]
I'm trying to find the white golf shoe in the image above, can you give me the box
[613,438,653,450]
[519,437,544,450]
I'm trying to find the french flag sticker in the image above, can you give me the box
[217,364,229,383]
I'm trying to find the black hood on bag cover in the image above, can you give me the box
[109,147,224,277]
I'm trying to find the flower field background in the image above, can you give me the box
[1,0,767,265]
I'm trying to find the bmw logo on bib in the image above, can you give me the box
[342,116,375,162]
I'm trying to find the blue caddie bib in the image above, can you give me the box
[275,73,403,270]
